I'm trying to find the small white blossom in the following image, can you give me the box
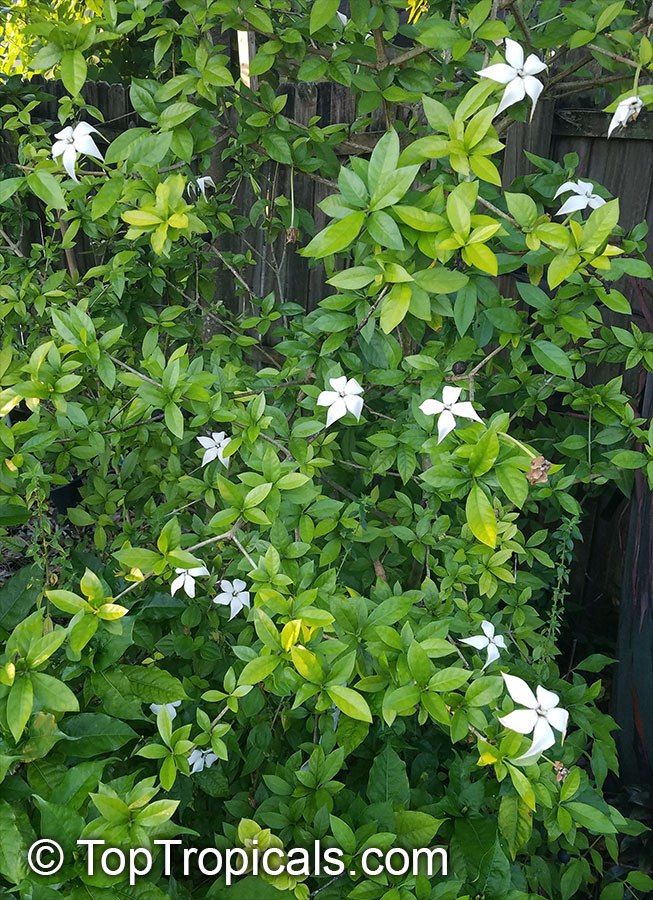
[554,180,606,217]
[419,385,482,443]
[499,672,569,763]
[188,747,217,774]
[188,175,216,200]
[213,578,250,620]
[171,566,210,599]
[150,701,181,720]
[197,432,231,468]
[52,122,103,182]
[460,620,507,670]
[477,38,547,119]
[316,376,364,427]
[608,95,643,138]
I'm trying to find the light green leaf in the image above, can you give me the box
[327,685,372,723]
[60,49,87,95]
[531,340,574,378]
[466,484,497,547]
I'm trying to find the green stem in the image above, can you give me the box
[498,432,537,459]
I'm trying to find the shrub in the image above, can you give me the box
[1,1,652,897]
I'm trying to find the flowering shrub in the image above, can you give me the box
[1,0,653,898]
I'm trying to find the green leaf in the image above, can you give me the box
[0,566,41,631]
[158,101,199,130]
[27,172,67,209]
[495,464,528,508]
[91,178,124,220]
[466,484,497,548]
[239,656,281,685]
[327,685,372,722]
[59,714,138,757]
[564,802,617,834]
[394,810,445,849]
[447,186,471,238]
[429,667,471,691]
[302,211,366,258]
[121,666,186,704]
[7,676,34,742]
[309,0,340,33]
[367,745,410,804]
[413,268,469,294]
[465,675,503,707]
[164,402,184,438]
[422,96,453,132]
[31,672,79,713]
[367,210,404,250]
[380,284,411,333]
[244,483,273,508]
[505,192,538,228]
[498,794,532,859]
[580,199,619,252]
[531,340,574,378]
[610,450,647,469]
[370,165,420,210]
[368,130,400,193]
[0,801,28,884]
[506,762,536,811]
[468,429,499,477]
[261,132,293,165]
[0,178,23,206]
[327,267,378,290]
[60,49,87,95]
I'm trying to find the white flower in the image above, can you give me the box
[188,747,217,774]
[150,701,181,720]
[419,385,482,443]
[197,432,231,467]
[171,566,210,598]
[607,95,643,138]
[316,376,364,427]
[554,180,606,217]
[213,578,250,620]
[188,175,216,200]
[477,38,547,119]
[499,672,569,763]
[460,621,507,670]
[51,122,103,182]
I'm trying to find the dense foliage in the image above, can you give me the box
[1,0,653,897]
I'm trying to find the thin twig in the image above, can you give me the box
[109,356,163,389]
[352,287,390,338]
[0,225,24,257]
[478,196,519,226]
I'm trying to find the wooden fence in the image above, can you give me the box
[1,75,652,785]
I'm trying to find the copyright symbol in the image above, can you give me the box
[28,839,64,876]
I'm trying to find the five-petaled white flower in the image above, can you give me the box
[52,122,104,182]
[188,747,217,774]
[213,579,251,620]
[150,701,181,720]
[198,432,231,468]
[171,566,210,598]
[419,385,482,443]
[460,621,507,670]
[499,672,569,762]
[554,180,606,217]
[188,175,216,200]
[317,376,364,427]
[608,95,644,138]
[477,38,547,120]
